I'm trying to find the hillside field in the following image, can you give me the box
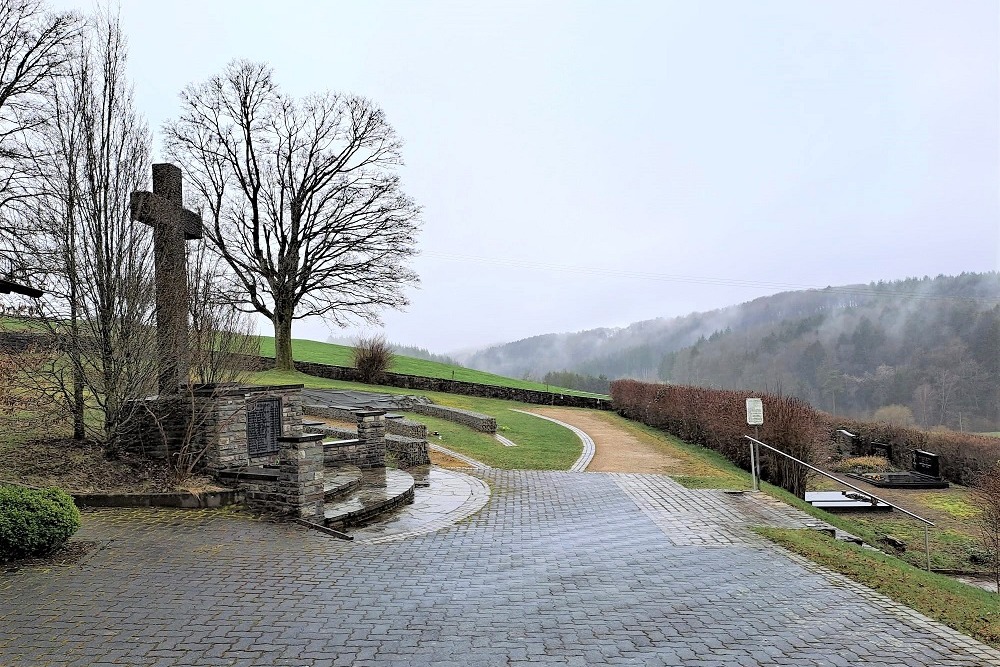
[259,336,607,399]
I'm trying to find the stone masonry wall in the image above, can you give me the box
[386,435,430,467]
[410,404,497,433]
[303,404,427,440]
[119,383,305,471]
[386,417,427,440]
[206,384,304,470]
[289,359,611,410]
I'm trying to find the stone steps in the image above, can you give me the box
[323,467,415,531]
[323,464,363,502]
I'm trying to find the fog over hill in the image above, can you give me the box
[460,273,1000,430]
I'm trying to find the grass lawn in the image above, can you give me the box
[252,369,582,470]
[758,527,1000,647]
[258,336,608,399]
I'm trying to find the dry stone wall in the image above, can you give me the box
[291,359,611,410]
[410,404,497,433]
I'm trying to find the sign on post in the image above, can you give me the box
[746,398,764,426]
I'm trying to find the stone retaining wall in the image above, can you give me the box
[386,416,427,440]
[410,404,497,433]
[303,405,427,440]
[386,434,431,467]
[291,359,611,410]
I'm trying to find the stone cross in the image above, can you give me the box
[130,163,202,395]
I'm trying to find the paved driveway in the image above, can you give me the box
[2,470,998,666]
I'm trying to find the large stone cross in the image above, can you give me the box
[130,163,202,395]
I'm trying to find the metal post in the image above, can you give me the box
[924,526,931,572]
[749,437,758,492]
[754,425,760,488]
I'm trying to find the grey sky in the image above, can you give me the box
[54,0,1000,353]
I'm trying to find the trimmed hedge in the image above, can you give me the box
[611,380,820,497]
[0,485,81,561]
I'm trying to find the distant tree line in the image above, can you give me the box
[541,370,610,395]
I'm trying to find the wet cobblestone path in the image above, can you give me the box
[2,470,999,666]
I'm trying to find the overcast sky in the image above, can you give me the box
[54,0,1000,353]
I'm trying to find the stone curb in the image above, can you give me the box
[73,489,241,509]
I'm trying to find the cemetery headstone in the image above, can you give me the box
[912,450,941,479]
[130,164,202,395]
[870,442,892,460]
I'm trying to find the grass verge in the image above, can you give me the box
[758,527,1000,647]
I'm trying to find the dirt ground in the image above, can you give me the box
[527,407,682,474]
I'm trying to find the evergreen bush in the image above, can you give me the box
[0,485,81,561]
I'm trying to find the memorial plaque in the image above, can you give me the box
[247,398,282,457]
[912,450,941,478]
[870,442,892,460]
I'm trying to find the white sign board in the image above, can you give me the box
[746,398,764,426]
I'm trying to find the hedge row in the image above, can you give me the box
[611,380,819,497]
[611,379,1000,491]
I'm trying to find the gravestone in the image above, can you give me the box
[912,450,941,478]
[130,164,202,395]
[870,442,892,460]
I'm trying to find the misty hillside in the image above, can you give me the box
[464,273,1000,430]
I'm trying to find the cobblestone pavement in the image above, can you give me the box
[3,470,999,666]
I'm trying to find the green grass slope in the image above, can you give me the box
[259,336,607,398]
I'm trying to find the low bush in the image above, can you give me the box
[352,335,395,385]
[830,456,893,474]
[0,485,81,561]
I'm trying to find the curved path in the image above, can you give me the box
[511,409,596,472]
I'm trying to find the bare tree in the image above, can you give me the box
[972,463,1000,593]
[187,238,260,385]
[9,8,155,447]
[0,0,81,221]
[164,60,420,371]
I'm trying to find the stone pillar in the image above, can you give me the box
[277,433,326,521]
[356,410,387,469]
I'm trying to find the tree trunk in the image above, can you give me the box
[274,311,294,371]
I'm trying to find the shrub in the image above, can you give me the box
[352,335,395,385]
[0,485,81,561]
[830,456,894,474]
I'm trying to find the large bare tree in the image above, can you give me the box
[164,60,421,371]
[0,0,80,222]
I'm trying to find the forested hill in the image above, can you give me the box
[461,273,1000,430]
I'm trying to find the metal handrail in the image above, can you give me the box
[744,434,935,570]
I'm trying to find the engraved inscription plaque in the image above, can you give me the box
[247,398,282,457]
